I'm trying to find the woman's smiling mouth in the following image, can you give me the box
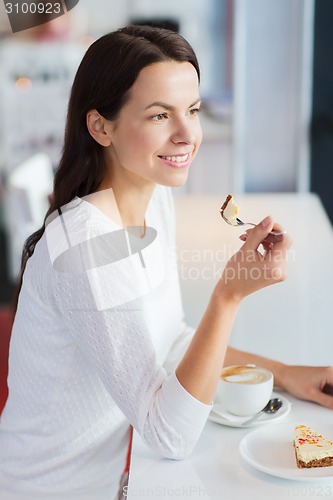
[158,153,190,168]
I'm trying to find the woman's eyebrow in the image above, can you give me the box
[145,97,201,111]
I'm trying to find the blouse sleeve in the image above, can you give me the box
[49,218,211,460]
[163,323,195,374]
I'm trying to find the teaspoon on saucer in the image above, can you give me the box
[241,398,283,426]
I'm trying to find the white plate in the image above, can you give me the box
[239,422,333,480]
[208,392,291,428]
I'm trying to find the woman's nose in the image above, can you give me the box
[171,119,198,145]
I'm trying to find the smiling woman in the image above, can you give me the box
[91,60,202,196]
[1,24,323,500]
[0,25,209,500]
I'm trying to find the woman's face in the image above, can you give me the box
[104,60,202,188]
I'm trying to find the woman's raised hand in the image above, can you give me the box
[219,216,293,303]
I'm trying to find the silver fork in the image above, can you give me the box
[221,214,286,244]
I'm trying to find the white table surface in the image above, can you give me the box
[127,193,333,500]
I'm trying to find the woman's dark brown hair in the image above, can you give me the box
[12,24,200,313]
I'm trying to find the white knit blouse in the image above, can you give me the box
[0,186,212,499]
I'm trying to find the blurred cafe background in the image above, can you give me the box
[0,0,332,305]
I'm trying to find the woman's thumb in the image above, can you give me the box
[242,216,274,249]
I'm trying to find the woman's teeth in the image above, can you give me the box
[160,154,189,163]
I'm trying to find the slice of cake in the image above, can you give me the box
[294,424,333,468]
[220,194,239,226]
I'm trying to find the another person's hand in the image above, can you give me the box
[220,216,292,302]
[280,365,333,409]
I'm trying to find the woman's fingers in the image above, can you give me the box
[240,218,292,254]
[223,216,293,300]
[242,217,291,282]
[241,216,274,251]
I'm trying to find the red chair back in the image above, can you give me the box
[0,308,13,414]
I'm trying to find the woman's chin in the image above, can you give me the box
[159,171,190,188]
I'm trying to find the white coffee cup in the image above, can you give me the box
[216,365,274,416]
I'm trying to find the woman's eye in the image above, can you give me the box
[152,113,168,122]
[189,107,201,117]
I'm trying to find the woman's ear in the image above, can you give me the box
[86,110,112,147]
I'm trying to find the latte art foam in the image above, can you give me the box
[221,366,270,385]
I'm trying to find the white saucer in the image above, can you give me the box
[239,422,333,480]
[208,392,291,428]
